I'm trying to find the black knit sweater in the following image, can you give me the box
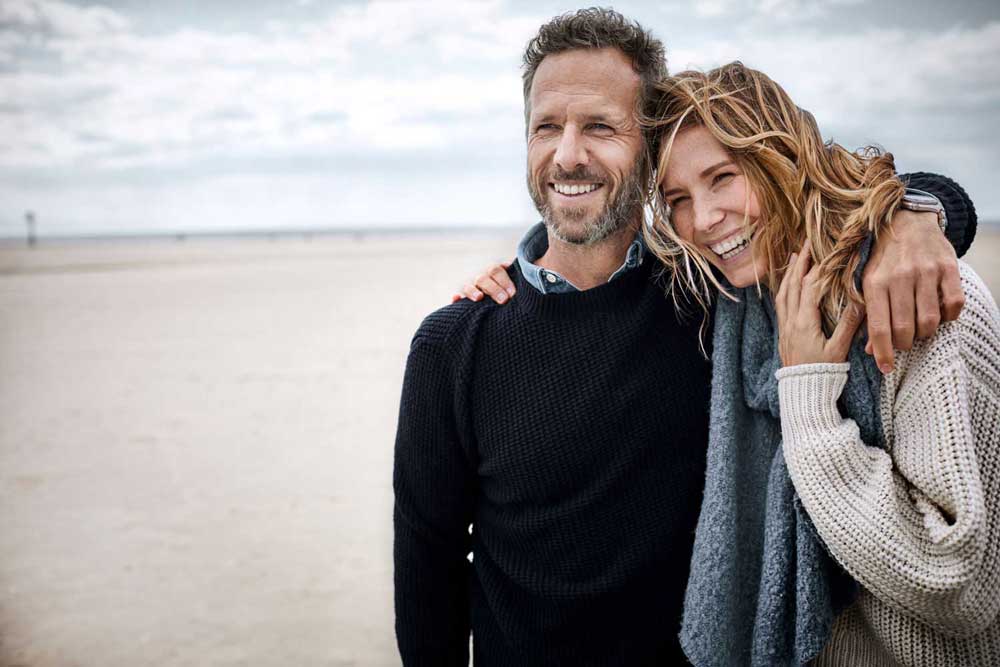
[394,258,712,666]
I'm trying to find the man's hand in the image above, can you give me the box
[862,209,964,374]
[451,261,516,304]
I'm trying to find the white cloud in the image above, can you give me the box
[690,0,865,22]
[666,22,1000,120]
[693,0,737,18]
[0,0,540,171]
[0,0,130,38]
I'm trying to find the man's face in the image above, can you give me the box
[526,48,645,246]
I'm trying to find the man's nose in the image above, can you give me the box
[553,126,588,172]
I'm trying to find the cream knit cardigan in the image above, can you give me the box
[776,262,1000,667]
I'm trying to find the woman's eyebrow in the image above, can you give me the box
[699,159,735,178]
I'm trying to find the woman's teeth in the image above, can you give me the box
[710,229,754,260]
[552,183,600,196]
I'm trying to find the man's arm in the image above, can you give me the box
[904,172,978,257]
[394,330,476,666]
[861,172,978,373]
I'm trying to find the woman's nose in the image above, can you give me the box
[693,195,725,233]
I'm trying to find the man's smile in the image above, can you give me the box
[549,182,604,197]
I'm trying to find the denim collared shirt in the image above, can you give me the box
[515,222,645,294]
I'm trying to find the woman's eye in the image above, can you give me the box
[668,196,689,209]
[713,172,736,185]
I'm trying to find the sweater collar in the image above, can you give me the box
[509,251,656,320]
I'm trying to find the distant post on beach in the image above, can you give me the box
[25,211,37,247]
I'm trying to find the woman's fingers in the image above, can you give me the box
[787,246,811,312]
[829,303,865,362]
[776,252,796,322]
[455,261,516,304]
[799,264,821,311]
[474,274,511,303]
[488,262,517,298]
[798,244,813,274]
[458,282,483,302]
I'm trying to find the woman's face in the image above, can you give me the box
[659,125,766,288]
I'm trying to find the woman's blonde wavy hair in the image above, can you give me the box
[642,61,905,336]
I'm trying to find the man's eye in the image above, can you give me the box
[535,123,558,132]
[588,123,613,132]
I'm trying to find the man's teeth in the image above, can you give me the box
[710,229,754,260]
[553,183,599,196]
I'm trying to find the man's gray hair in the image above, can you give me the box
[521,7,667,127]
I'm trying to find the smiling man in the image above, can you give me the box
[393,8,976,667]
[395,32,706,665]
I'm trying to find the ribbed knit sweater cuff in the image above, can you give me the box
[776,363,850,434]
[902,171,979,258]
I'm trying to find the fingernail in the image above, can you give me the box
[879,362,893,374]
[507,287,516,297]
[472,291,482,300]
[496,293,506,303]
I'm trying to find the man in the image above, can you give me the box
[394,8,976,666]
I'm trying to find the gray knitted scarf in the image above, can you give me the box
[679,286,883,667]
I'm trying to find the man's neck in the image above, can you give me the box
[537,222,640,291]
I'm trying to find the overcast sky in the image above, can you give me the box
[1,0,998,237]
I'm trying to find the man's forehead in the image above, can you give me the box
[529,91,629,125]
[529,47,640,110]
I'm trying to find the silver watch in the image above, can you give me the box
[900,190,947,233]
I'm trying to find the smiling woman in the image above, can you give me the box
[646,61,1000,667]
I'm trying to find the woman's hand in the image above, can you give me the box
[776,246,865,367]
[450,261,517,304]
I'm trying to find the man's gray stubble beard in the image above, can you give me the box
[528,159,646,246]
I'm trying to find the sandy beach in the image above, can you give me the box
[1,228,998,667]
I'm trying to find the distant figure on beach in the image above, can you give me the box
[395,8,980,666]
[25,210,36,247]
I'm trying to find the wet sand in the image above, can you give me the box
[0,228,997,666]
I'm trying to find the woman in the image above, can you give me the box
[461,62,1000,665]
[649,62,1000,666]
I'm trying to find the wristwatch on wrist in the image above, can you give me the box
[900,190,947,233]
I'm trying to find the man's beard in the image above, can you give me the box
[528,157,645,246]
